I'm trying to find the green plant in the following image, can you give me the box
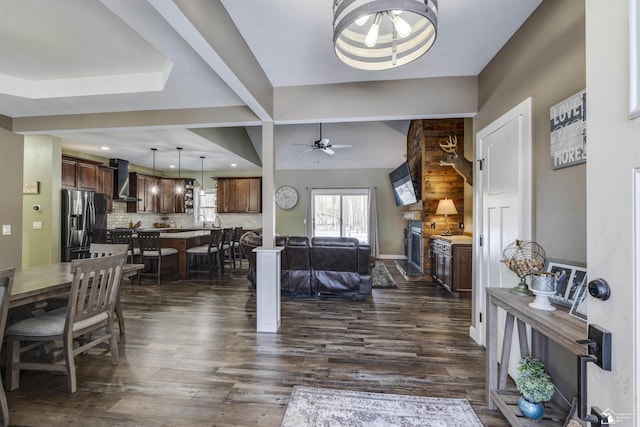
[515,356,555,403]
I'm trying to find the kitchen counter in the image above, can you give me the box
[158,230,211,238]
[431,234,472,245]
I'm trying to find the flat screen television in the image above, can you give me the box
[389,161,418,207]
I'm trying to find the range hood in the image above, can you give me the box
[109,158,140,202]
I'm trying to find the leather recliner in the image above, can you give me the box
[283,237,313,296]
[240,234,372,298]
[311,237,371,297]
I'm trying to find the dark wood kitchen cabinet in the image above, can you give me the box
[430,235,472,297]
[161,178,176,213]
[61,155,101,191]
[128,173,157,213]
[217,177,261,213]
[127,173,192,214]
[98,165,114,212]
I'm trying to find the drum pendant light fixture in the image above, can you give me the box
[175,147,183,194]
[333,0,438,70]
[150,148,158,194]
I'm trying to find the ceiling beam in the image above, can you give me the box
[149,0,274,121]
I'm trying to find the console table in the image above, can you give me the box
[486,287,587,426]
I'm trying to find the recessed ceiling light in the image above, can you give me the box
[100,146,109,150]
[231,163,237,167]
[169,165,176,169]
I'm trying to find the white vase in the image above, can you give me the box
[529,272,556,311]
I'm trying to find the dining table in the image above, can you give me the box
[12,262,144,344]
[11,262,144,309]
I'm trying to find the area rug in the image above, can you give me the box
[371,262,398,288]
[281,386,483,427]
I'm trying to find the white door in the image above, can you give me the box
[472,98,533,352]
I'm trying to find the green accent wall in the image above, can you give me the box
[0,127,24,270]
[22,135,62,267]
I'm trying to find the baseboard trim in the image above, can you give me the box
[378,254,406,260]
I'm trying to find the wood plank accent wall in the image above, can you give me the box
[405,119,465,273]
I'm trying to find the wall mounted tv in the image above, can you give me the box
[389,161,418,207]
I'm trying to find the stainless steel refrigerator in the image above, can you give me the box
[61,189,108,261]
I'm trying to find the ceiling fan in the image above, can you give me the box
[296,123,352,155]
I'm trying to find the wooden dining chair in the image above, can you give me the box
[186,229,223,280]
[0,267,15,426]
[137,231,178,286]
[5,254,125,393]
[89,243,129,335]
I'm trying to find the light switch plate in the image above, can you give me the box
[2,225,11,235]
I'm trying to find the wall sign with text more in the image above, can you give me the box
[550,89,586,170]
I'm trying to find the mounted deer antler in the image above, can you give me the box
[439,136,473,186]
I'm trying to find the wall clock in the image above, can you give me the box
[275,185,299,210]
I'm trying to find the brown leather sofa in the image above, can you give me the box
[240,234,371,298]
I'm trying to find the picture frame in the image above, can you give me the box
[569,282,588,321]
[544,258,587,308]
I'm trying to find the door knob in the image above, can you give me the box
[588,278,611,300]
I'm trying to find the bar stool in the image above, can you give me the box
[221,228,234,272]
[231,226,244,269]
[137,231,178,286]
[186,229,223,280]
[108,229,140,263]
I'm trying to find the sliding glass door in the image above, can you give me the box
[311,189,369,243]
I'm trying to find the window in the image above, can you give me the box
[310,189,369,243]
[196,189,217,224]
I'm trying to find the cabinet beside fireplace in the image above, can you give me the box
[429,235,472,297]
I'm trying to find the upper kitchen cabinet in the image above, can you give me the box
[98,165,114,213]
[128,173,156,213]
[127,172,193,214]
[61,155,101,191]
[161,178,176,213]
[217,177,262,213]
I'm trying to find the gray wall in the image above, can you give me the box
[475,0,585,406]
[476,0,586,263]
[0,126,24,270]
[275,168,405,257]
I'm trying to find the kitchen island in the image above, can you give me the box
[158,230,213,279]
[128,227,259,280]
[136,230,213,280]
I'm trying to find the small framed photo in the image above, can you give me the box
[544,258,587,308]
[570,282,588,321]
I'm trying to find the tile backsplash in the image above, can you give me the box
[107,202,262,229]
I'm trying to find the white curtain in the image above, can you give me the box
[368,186,379,259]
[306,187,313,238]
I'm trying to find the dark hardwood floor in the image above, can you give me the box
[5,260,509,426]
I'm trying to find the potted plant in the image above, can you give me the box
[514,356,555,420]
